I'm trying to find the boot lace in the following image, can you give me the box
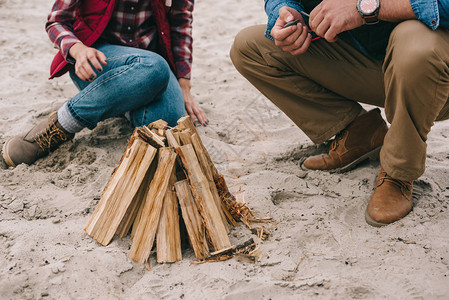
[33,120,71,153]
[330,130,347,152]
[378,170,412,192]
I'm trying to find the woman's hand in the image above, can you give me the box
[69,42,108,81]
[179,78,208,126]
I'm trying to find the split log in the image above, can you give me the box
[84,135,157,245]
[148,119,168,137]
[190,133,235,228]
[176,116,216,178]
[178,129,193,146]
[174,180,210,260]
[175,144,231,251]
[128,148,177,264]
[176,117,234,227]
[130,158,159,239]
[166,129,180,148]
[177,116,197,135]
[116,163,153,238]
[156,171,182,263]
[137,126,165,148]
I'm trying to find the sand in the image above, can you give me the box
[1,0,449,299]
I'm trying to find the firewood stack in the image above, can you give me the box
[84,116,252,269]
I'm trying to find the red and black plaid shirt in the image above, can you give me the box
[46,0,193,79]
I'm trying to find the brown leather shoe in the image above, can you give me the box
[303,108,388,172]
[365,167,413,227]
[2,112,74,167]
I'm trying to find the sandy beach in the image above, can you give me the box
[1,0,449,299]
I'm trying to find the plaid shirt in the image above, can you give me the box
[46,0,193,79]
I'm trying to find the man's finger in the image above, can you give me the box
[309,7,324,33]
[314,20,330,39]
[290,34,312,55]
[324,24,340,42]
[279,9,294,23]
[281,26,308,51]
[272,24,298,42]
[277,26,304,46]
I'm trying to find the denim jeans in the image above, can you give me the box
[67,44,185,129]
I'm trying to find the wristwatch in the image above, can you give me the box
[357,0,380,25]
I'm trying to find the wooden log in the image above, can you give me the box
[177,117,234,228]
[166,129,180,148]
[116,164,153,238]
[156,170,182,263]
[128,147,177,264]
[174,180,209,260]
[177,116,197,134]
[149,119,168,130]
[172,131,181,146]
[149,119,168,138]
[178,129,193,146]
[175,144,231,251]
[190,133,235,229]
[84,135,157,246]
[137,126,165,148]
[129,158,158,239]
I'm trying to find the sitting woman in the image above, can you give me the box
[3,0,207,167]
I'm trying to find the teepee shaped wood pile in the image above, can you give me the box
[84,116,246,269]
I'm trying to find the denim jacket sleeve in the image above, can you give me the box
[264,0,304,40]
[410,0,449,29]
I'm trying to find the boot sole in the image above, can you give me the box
[302,146,382,173]
[2,139,17,168]
[364,208,389,227]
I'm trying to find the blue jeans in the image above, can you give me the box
[67,44,185,128]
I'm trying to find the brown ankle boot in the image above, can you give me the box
[2,112,74,167]
[365,167,413,227]
[303,108,388,172]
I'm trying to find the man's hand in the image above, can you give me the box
[309,0,364,42]
[271,6,312,55]
[69,43,108,81]
[179,78,208,126]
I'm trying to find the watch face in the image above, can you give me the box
[360,0,377,14]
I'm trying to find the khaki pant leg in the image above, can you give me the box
[230,25,385,144]
[381,20,449,181]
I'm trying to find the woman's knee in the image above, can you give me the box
[126,53,171,89]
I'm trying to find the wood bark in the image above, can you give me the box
[84,135,157,245]
[128,148,177,264]
[175,144,231,251]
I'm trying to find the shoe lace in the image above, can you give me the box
[330,130,346,152]
[33,120,70,153]
[378,171,412,192]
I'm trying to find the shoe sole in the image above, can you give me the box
[302,146,382,173]
[2,139,17,168]
[364,207,389,227]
